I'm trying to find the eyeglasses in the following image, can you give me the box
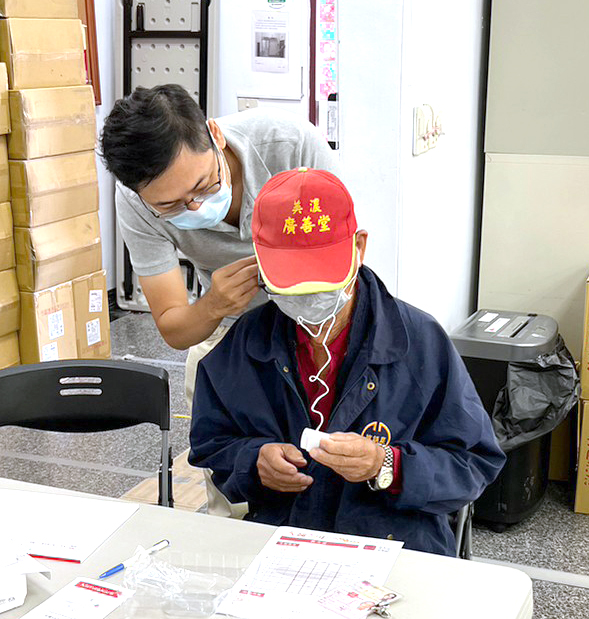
[257,272,273,295]
[139,139,223,221]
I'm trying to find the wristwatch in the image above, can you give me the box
[367,445,394,491]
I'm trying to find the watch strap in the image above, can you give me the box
[367,445,394,491]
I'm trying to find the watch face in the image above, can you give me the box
[377,469,393,489]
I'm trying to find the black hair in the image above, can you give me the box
[98,84,211,192]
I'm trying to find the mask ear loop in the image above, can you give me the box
[296,271,358,431]
[297,312,337,431]
[206,123,231,189]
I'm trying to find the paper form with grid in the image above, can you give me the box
[216,526,403,619]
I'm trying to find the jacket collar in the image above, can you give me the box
[246,266,409,366]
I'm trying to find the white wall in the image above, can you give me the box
[338,1,404,296]
[337,1,487,332]
[94,0,117,289]
[211,0,310,119]
[395,0,487,331]
[94,0,488,329]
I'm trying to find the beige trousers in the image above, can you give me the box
[185,324,248,519]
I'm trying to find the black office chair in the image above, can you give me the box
[453,502,473,559]
[0,359,173,507]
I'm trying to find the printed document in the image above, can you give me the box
[0,546,50,614]
[20,578,134,619]
[216,526,403,619]
[2,489,138,563]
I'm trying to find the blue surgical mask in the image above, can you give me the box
[168,183,233,230]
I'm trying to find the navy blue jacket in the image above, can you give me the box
[189,267,505,556]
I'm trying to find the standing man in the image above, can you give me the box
[100,85,339,515]
[100,84,339,407]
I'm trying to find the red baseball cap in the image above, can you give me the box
[252,167,357,294]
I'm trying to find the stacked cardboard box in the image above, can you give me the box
[575,276,589,513]
[0,1,79,20]
[0,2,110,363]
[0,62,18,369]
[581,274,589,401]
[575,401,589,514]
[72,269,110,359]
[0,202,19,369]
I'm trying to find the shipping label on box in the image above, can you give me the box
[14,212,102,292]
[72,269,111,359]
[0,136,9,202]
[8,85,96,160]
[0,0,79,18]
[19,281,77,364]
[0,63,9,135]
[0,331,19,369]
[0,18,85,90]
[10,151,98,227]
[0,200,15,271]
[0,268,18,337]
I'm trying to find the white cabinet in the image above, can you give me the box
[479,0,589,359]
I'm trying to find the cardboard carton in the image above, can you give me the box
[549,414,573,482]
[0,0,79,19]
[0,200,14,271]
[72,270,111,359]
[19,281,77,363]
[0,331,19,369]
[0,18,85,89]
[14,212,102,292]
[0,136,8,201]
[0,63,9,134]
[0,268,18,337]
[582,274,589,401]
[10,151,98,227]
[575,400,589,514]
[8,85,95,159]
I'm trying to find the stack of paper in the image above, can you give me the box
[0,545,50,614]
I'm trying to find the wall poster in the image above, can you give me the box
[252,10,289,73]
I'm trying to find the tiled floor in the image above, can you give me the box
[0,312,193,499]
[2,310,589,618]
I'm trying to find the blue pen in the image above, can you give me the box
[98,539,170,579]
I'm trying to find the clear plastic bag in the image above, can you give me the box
[119,547,239,618]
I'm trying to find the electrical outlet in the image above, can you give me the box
[413,105,443,155]
[429,114,443,150]
[237,97,259,112]
[413,106,429,156]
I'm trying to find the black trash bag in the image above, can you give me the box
[491,336,580,452]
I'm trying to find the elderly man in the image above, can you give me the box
[189,168,505,556]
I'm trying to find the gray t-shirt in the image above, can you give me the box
[116,107,340,322]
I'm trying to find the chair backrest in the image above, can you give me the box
[0,359,170,432]
[0,359,173,506]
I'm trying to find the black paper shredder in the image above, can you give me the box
[450,310,559,530]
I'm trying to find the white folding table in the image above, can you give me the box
[1,478,533,619]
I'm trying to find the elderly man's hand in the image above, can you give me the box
[309,432,385,483]
[257,443,314,493]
